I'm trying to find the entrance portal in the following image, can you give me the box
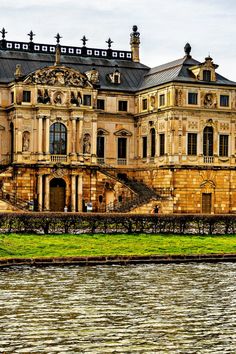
[202,193,212,214]
[50,178,66,211]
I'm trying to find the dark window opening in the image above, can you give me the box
[159,134,165,156]
[50,122,67,155]
[142,98,147,110]
[187,133,197,155]
[23,90,31,102]
[142,136,147,158]
[203,126,213,156]
[150,128,156,157]
[219,135,228,157]
[220,95,229,107]
[188,92,198,105]
[98,195,103,203]
[118,100,128,112]
[203,70,211,82]
[11,92,14,104]
[118,138,127,158]
[159,94,165,106]
[118,195,123,203]
[97,136,105,158]
[83,95,91,106]
[97,99,105,110]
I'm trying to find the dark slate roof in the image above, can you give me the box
[1,46,235,92]
[0,49,149,92]
[139,56,236,90]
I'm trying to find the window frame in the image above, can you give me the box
[187,133,197,155]
[22,90,31,103]
[159,133,165,156]
[142,98,148,111]
[83,94,92,106]
[220,95,229,107]
[49,122,67,155]
[159,94,165,107]
[118,100,128,112]
[188,92,198,105]
[97,98,105,110]
[219,134,229,157]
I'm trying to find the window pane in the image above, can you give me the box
[97,99,105,110]
[203,70,211,82]
[159,134,165,156]
[118,101,128,112]
[142,98,147,110]
[159,94,165,106]
[203,127,213,156]
[220,95,229,107]
[50,123,67,155]
[188,133,197,155]
[142,137,147,158]
[188,92,198,105]
[219,135,228,157]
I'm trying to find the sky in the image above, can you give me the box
[0,0,236,80]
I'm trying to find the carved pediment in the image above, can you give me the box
[24,66,93,88]
[114,129,132,137]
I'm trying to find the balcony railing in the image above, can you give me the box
[50,155,67,163]
[97,157,105,165]
[117,158,127,165]
[203,156,214,164]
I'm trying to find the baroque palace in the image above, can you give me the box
[0,26,235,213]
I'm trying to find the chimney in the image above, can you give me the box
[130,25,140,62]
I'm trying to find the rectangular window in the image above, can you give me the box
[22,90,31,102]
[220,95,229,107]
[159,94,165,106]
[219,135,229,157]
[11,92,14,104]
[118,100,128,112]
[188,92,198,105]
[187,133,197,155]
[203,70,211,82]
[159,134,165,156]
[142,98,147,110]
[83,94,91,106]
[142,136,147,158]
[97,99,105,110]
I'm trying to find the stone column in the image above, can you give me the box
[37,174,43,211]
[91,116,97,164]
[45,117,50,156]
[77,174,83,212]
[44,175,50,211]
[78,117,84,157]
[37,115,43,155]
[71,174,76,212]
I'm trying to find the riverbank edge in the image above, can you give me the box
[1,253,236,268]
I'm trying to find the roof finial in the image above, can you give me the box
[28,30,35,42]
[130,25,140,62]
[184,42,191,57]
[106,38,113,49]
[81,35,88,47]
[55,33,62,44]
[0,28,7,40]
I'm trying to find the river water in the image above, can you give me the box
[0,263,236,353]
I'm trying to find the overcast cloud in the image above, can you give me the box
[0,0,235,80]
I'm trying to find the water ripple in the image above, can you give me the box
[0,263,236,353]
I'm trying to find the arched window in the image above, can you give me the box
[150,128,156,157]
[203,126,213,156]
[50,123,67,155]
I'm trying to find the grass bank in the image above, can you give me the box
[0,233,236,259]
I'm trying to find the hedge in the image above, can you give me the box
[0,212,236,235]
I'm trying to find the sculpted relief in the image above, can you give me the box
[201,92,217,108]
[24,66,93,88]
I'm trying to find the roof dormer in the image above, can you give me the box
[189,55,218,82]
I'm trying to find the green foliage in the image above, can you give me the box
[0,212,236,235]
[0,233,236,259]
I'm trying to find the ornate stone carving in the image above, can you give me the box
[85,69,99,84]
[188,121,198,130]
[202,92,217,108]
[22,131,30,152]
[24,66,92,88]
[83,133,91,154]
[175,89,183,106]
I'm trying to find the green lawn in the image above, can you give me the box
[0,233,236,259]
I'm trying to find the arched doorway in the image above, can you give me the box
[50,178,66,211]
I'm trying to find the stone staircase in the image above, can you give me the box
[99,165,167,212]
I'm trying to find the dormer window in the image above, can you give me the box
[108,69,121,84]
[203,70,211,82]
